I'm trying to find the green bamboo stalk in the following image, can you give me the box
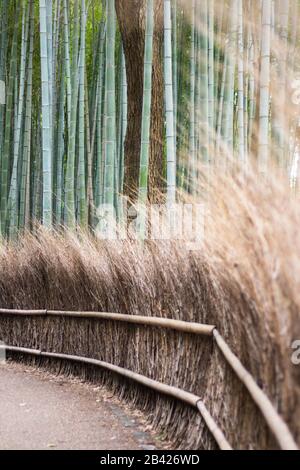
[85,20,106,224]
[96,58,107,211]
[0,0,8,161]
[46,0,53,159]
[138,0,154,237]
[0,4,20,235]
[139,0,154,205]
[103,0,116,208]
[64,0,80,228]
[208,0,214,153]
[214,0,224,110]
[72,0,80,83]
[33,125,42,222]
[63,0,71,132]
[40,0,53,226]
[188,0,196,191]
[52,0,61,221]
[258,0,272,173]
[94,21,106,212]
[19,0,34,231]
[195,30,201,169]
[53,0,60,69]
[89,23,105,157]
[223,0,238,155]
[237,0,245,163]
[175,7,185,177]
[53,0,61,94]
[115,44,122,213]
[199,0,209,164]
[89,17,103,127]
[216,48,228,156]
[8,2,30,237]
[78,0,87,228]
[55,52,66,226]
[84,74,94,225]
[172,0,178,144]
[273,0,289,169]
[120,48,127,194]
[248,18,255,153]
[164,0,176,204]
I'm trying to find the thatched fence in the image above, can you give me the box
[0,308,297,450]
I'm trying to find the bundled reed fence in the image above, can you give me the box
[0,308,297,450]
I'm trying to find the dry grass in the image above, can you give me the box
[0,165,299,449]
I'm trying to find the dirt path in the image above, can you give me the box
[0,361,159,450]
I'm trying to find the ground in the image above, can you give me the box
[0,361,162,450]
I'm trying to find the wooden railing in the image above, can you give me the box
[0,308,298,450]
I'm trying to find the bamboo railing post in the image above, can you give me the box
[213,329,298,450]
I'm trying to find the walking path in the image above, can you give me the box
[0,361,159,450]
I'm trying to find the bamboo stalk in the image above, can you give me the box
[197,401,232,450]
[0,308,215,336]
[19,0,34,231]
[164,0,176,204]
[0,0,8,161]
[0,309,48,316]
[103,0,116,208]
[120,48,127,194]
[237,0,245,163]
[208,0,214,152]
[138,0,155,236]
[0,4,20,235]
[63,0,72,132]
[223,0,238,155]
[55,56,66,226]
[272,0,290,170]
[64,0,80,228]
[78,0,87,228]
[188,0,196,191]
[8,2,30,237]
[40,0,53,227]
[258,0,272,174]
[198,0,209,164]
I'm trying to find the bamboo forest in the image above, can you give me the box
[0,0,299,236]
[0,0,300,453]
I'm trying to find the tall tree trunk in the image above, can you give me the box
[115,0,164,204]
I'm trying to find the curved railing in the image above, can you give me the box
[0,308,297,450]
